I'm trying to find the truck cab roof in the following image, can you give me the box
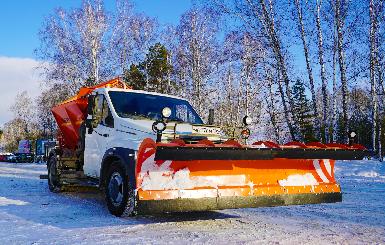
[95,87,189,102]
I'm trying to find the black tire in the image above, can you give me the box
[48,155,61,193]
[105,162,135,217]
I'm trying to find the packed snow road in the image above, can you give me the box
[0,160,384,244]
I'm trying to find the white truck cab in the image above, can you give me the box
[83,88,223,179]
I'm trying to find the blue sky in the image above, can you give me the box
[0,0,191,126]
[0,0,191,58]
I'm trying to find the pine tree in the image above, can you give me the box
[292,79,316,142]
[123,64,145,90]
[124,43,174,93]
[140,43,173,93]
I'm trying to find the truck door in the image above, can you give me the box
[84,94,114,178]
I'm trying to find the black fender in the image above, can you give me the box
[100,147,136,190]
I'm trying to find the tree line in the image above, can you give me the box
[1,0,384,160]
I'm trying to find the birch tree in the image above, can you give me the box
[3,92,39,152]
[265,69,282,143]
[315,0,329,142]
[333,0,349,143]
[175,7,220,115]
[209,0,302,141]
[369,0,383,159]
[110,0,157,74]
[35,84,72,139]
[293,0,320,140]
[369,0,378,152]
[215,31,264,133]
[37,0,110,90]
[10,91,35,135]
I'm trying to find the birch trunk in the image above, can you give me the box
[335,0,349,143]
[378,66,383,161]
[331,48,338,142]
[259,0,301,141]
[294,0,320,139]
[266,71,281,143]
[370,0,378,152]
[316,0,329,142]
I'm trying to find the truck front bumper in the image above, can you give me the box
[136,185,342,214]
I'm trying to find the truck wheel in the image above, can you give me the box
[48,155,61,193]
[105,162,135,217]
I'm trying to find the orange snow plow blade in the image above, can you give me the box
[135,138,370,214]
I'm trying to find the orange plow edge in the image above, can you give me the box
[135,138,370,213]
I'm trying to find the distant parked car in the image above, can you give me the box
[0,153,14,162]
[0,153,9,162]
[13,153,34,163]
[6,153,17,162]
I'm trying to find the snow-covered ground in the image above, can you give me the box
[0,160,384,244]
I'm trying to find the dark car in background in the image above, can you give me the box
[0,154,7,162]
[12,153,34,163]
[0,153,11,162]
[0,153,15,162]
[5,153,16,162]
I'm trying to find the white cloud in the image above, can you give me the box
[0,56,42,127]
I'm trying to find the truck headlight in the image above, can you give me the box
[162,107,172,118]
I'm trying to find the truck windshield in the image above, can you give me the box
[108,91,203,124]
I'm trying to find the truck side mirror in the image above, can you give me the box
[87,95,95,116]
[208,109,214,125]
[86,95,95,134]
[86,118,93,134]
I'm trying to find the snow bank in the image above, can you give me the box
[356,170,380,178]
[0,197,28,206]
[335,160,385,180]
[278,173,318,186]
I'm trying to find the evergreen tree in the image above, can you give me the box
[292,79,316,142]
[124,43,174,93]
[348,115,371,147]
[140,43,173,93]
[123,64,145,90]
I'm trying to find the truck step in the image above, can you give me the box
[40,174,48,179]
[60,185,99,192]
[60,177,99,187]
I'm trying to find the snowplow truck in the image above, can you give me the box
[46,78,369,216]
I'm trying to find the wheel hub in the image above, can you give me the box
[108,172,124,206]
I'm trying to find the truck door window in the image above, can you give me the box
[101,98,114,128]
[91,94,114,128]
[91,95,104,128]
